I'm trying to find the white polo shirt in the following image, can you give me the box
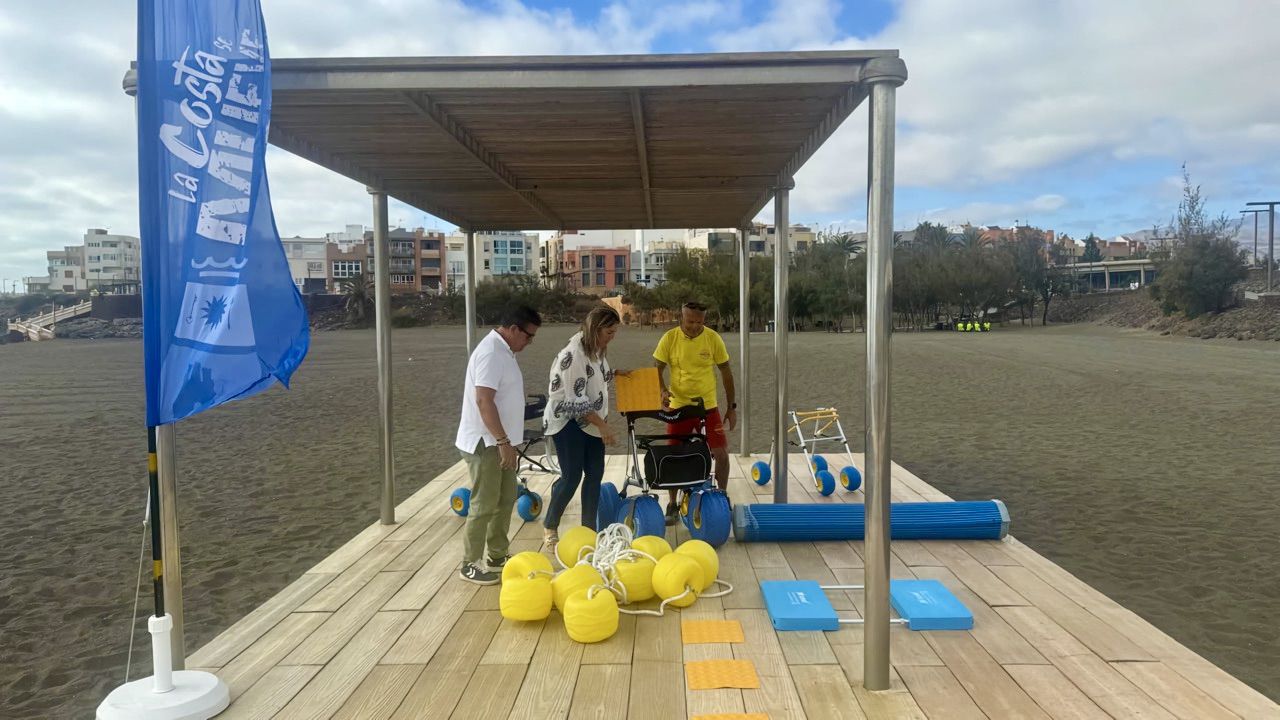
[455,329,526,454]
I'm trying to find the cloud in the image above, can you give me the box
[4,0,1279,285]
[776,0,1280,228]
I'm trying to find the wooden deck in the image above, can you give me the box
[188,454,1278,719]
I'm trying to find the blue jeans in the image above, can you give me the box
[544,420,605,531]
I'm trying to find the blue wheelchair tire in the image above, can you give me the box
[811,455,829,472]
[619,495,666,538]
[751,461,771,485]
[839,466,862,492]
[815,470,836,497]
[449,487,471,516]
[688,490,731,547]
[598,482,623,530]
[517,491,542,521]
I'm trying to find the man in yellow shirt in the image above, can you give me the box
[653,302,737,524]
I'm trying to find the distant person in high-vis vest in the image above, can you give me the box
[454,304,542,585]
[652,301,737,525]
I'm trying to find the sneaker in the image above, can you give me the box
[664,502,680,526]
[486,554,510,571]
[543,528,559,554]
[459,562,500,585]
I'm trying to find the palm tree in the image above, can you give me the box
[958,226,990,252]
[341,272,372,325]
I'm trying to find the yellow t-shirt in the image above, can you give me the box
[652,327,729,410]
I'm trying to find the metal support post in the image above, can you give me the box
[370,189,395,525]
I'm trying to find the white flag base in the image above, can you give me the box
[97,614,229,720]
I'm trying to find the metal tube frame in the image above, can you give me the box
[1246,201,1278,291]
[739,225,751,457]
[863,70,903,692]
[155,423,184,667]
[772,183,793,503]
[371,190,396,525]
[465,230,477,352]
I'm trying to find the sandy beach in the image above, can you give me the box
[1,323,1277,717]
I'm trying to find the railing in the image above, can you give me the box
[10,300,94,341]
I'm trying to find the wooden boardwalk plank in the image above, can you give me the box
[447,663,527,720]
[628,659,684,720]
[1004,664,1110,720]
[389,611,502,720]
[923,631,1051,719]
[896,665,987,720]
[384,516,465,573]
[217,665,320,720]
[276,610,416,720]
[187,571,335,668]
[991,565,1154,662]
[480,617,547,666]
[792,669,869,720]
[580,612,636,665]
[300,540,411,612]
[509,617,585,720]
[216,611,329,699]
[1114,661,1241,720]
[568,664,630,720]
[912,566,1046,665]
[382,533,465,611]
[1050,654,1177,720]
[382,576,478,664]
[926,542,1029,608]
[283,571,412,666]
[332,664,423,720]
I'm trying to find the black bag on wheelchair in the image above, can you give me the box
[642,437,712,488]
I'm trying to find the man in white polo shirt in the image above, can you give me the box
[455,304,542,584]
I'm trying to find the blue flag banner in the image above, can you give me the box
[137,0,308,426]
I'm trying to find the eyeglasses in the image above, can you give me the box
[515,325,537,340]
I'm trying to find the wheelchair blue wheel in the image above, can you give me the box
[619,495,666,538]
[815,470,836,497]
[449,487,471,516]
[811,455,829,473]
[751,461,771,485]
[517,483,529,497]
[839,466,862,492]
[688,490,732,547]
[598,482,623,530]
[517,491,542,521]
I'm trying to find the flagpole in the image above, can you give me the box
[155,423,185,666]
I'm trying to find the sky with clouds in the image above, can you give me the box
[3,0,1279,288]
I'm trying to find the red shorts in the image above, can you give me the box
[667,407,727,450]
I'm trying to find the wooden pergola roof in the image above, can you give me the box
[268,51,902,231]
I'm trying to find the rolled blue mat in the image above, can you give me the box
[732,500,1009,542]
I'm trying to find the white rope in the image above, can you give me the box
[123,490,149,682]
[555,523,736,617]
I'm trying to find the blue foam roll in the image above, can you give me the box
[732,500,1009,542]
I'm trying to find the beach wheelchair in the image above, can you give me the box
[599,395,732,546]
[752,407,862,497]
[449,394,555,522]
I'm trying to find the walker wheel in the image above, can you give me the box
[751,461,771,485]
[517,491,542,521]
[815,470,836,497]
[450,487,471,516]
[811,455,829,473]
[840,466,862,492]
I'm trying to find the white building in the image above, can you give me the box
[445,230,539,287]
[281,236,328,293]
[24,229,140,294]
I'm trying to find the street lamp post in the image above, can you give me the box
[1245,201,1279,291]
[1241,209,1267,268]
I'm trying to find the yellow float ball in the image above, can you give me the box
[675,540,719,592]
[630,535,672,562]
[612,556,656,603]
[502,551,554,584]
[499,575,552,622]
[651,553,705,608]
[551,563,603,613]
[563,587,619,643]
[556,525,598,568]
